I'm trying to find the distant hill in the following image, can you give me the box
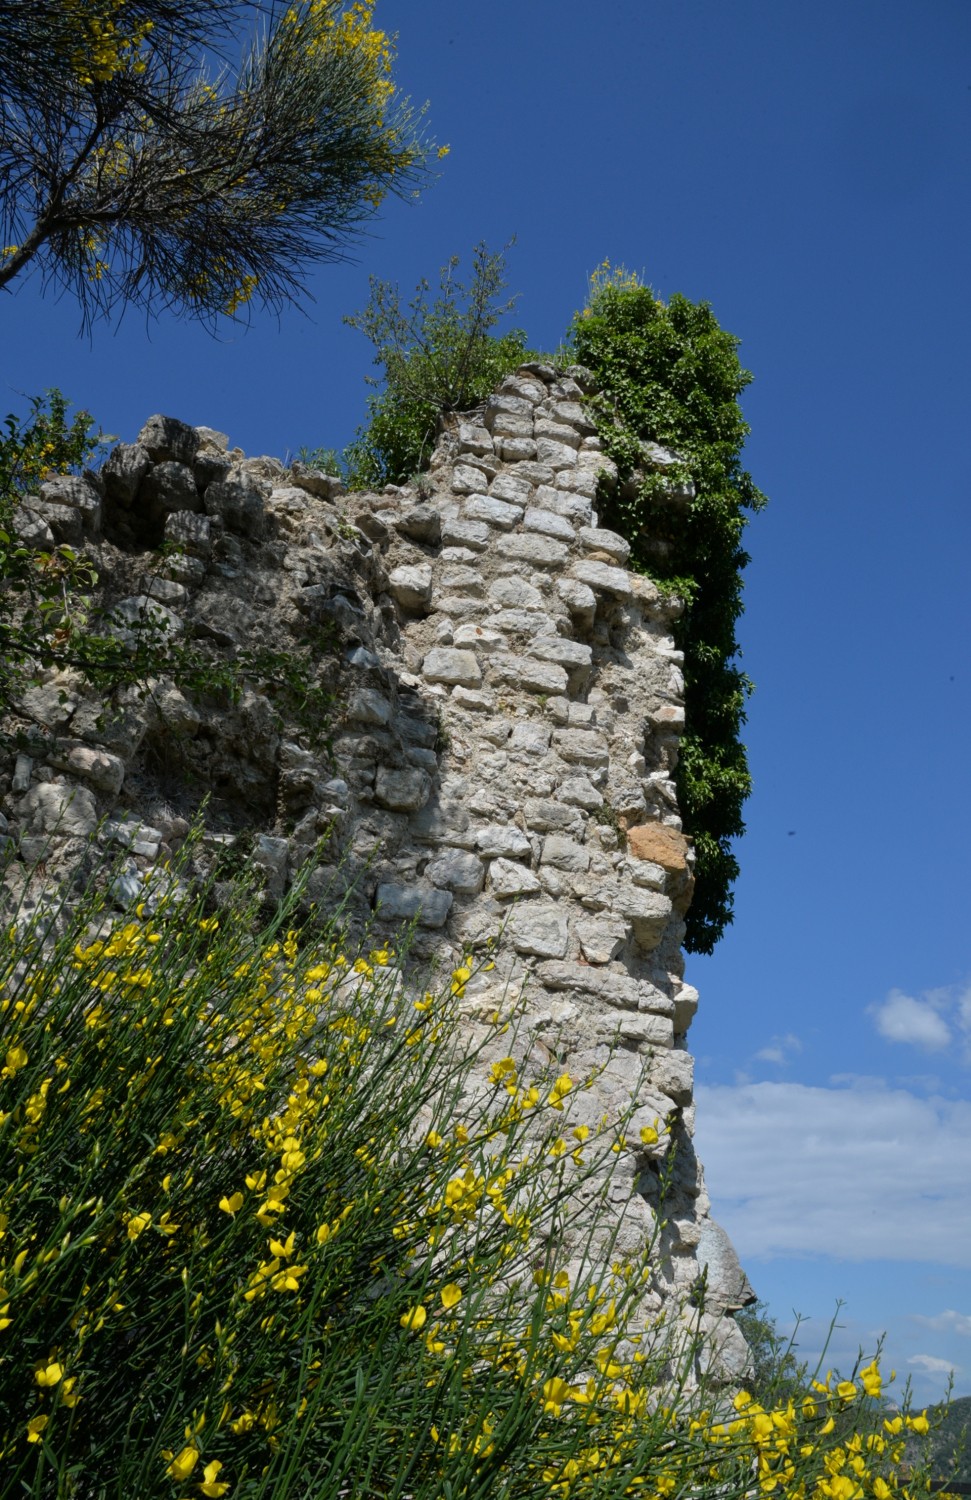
[926,1395,971,1487]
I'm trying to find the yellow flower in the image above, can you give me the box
[35,1361,63,1387]
[219,1193,244,1215]
[837,1380,857,1402]
[166,1443,199,1480]
[440,1284,462,1310]
[27,1414,48,1443]
[127,1212,151,1241]
[199,1458,230,1496]
[400,1304,427,1331]
[860,1360,882,1398]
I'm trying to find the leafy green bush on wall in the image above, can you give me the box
[569,264,767,954]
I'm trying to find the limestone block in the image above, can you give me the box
[422,648,482,688]
[540,835,590,873]
[508,903,569,959]
[555,577,597,627]
[695,1219,756,1314]
[627,823,690,873]
[411,801,473,845]
[452,686,495,712]
[495,438,537,463]
[569,560,632,599]
[137,414,200,466]
[252,834,289,899]
[388,563,433,611]
[463,494,523,530]
[164,510,212,558]
[534,418,582,450]
[433,595,486,618]
[491,609,559,636]
[457,423,494,456]
[154,684,202,737]
[375,883,453,928]
[490,413,534,440]
[441,518,490,552]
[629,859,667,891]
[613,887,672,950]
[490,656,568,696]
[489,472,533,505]
[527,638,592,672]
[489,858,541,898]
[548,399,597,434]
[11,503,55,548]
[498,375,546,405]
[557,776,603,810]
[522,508,576,541]
[673,983,699,1034]
[20,679,78,731]
[440,567,485,596]
[61,745,126,796]
[474,824,532,860]
[141,461,200,520]
[649,703,686,731]
[536,437,581,470]
[425,848,485,895]
[523,799,583,838]
[374,766,431,812]
[617,1014,675,1048]
[453,624,509,654]
[347,688,393,727]
[487,579,541,614]
[395,505,442,545]
[38,474,103,535]
[508,723,552,755]
[650,1050,694,1103]
[578,527,631,565]
[102,442,151,506]
[533,485,595,526]
[552,729,610,768]
[22,782,98,837]
[496,534,569,569]
[289,463,344,502]
[204,470,268,539]
[484,393,534,427]
[555,468,599,500]
[104,596,184,646]
[576,916,628,964]
[452,464,490,495]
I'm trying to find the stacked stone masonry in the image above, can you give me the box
[1,364,754,1381]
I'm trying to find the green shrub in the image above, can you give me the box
[344,242,533,488]
[569,263,767,954]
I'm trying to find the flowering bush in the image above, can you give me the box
[0,848,936,1496]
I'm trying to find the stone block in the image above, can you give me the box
[21,782,98,837]
[650,1050,694,1104]
[527,638,593,671]
[463,494,523,530]
[374,766,431,812]
[347,688,393,727]
[548,400,597,434]
[491,610,559,637]
[395,505,443,545]
[508,723,552,755]
[388,563,433,611]
[627,822,690,873]
[441,518,491,552]
[552,729,610,767]
[375,883,453,928]
[488,576,544,610]
[540,835,590,873]
[536,437,581,470]
[522,507,576,541]
[164,510,212,558]
[102,442,152,506]
[204,470,268,539]
[457,423,494,456]
[453,624,509,653]
[489,473,533,505]
[569,560,632,599]
[508,903,569,959]
[137,414,200,466]
[495,533,570,568]
[533,485,595,525]
[421,648,482,688]
[613,887,673,949]
[490,656,568,696]
[474,824,532,859]
[62,745,126,796]
[452,686,495,711]
[452,464,490,495]
[141,461,200,520]
[489,857,541,899]
[557,776,603,810]
[554,577,597,627]
[576,916,629,964]
[495,437,537,463]
[523,799,583,837]
[578,526,631,565]
[425,848,485,895]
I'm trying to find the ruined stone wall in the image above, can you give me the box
[1,362,754,1380]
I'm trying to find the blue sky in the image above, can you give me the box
[3,0,970,1407]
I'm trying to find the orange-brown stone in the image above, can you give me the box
[626,822,690,872]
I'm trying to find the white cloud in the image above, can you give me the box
[908,1353,959,1376]
[911,1310,971,1338]
[869,990,951,1051]
[756,1033,803,1065]
[694,1079,971,1267]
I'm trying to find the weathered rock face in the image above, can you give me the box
[0,365,753,1380]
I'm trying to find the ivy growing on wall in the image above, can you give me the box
[569,264,767,954]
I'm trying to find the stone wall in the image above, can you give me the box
[1,363,754,1380]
